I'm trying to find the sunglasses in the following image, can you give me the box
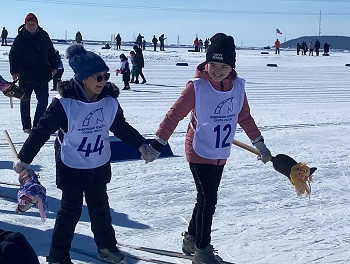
[90,73,110,82]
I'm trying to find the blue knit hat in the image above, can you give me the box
[66,44,109,81]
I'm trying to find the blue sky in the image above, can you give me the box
[2,0,350,47]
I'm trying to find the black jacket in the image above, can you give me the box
[9,25,57,85]
[134,47,145,68]
[18,80,146,167]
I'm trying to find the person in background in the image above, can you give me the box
[51,49,64,91]
[133,45,147,84]
[136,33,143,49]
[159,34,166,51]
[1,27,8,46]
[302,41,308,55]
[308,42,314,56]
[0,229,40,264]
[116,53,131,90]
[204,38,209,52]
[194,37,199,52]
[296,42,301,55]
[314,39,320,56]
[142,38,146,50]
[275,38,280,54]
[13,44,149,264]
[115,33,122,50]
[143,33,272,264]
[9,13,57,133]
[323,42,330,55]
[199,39,203,52]
[152,35,158,51]
[75,31,82,44]
[129,51,137,83]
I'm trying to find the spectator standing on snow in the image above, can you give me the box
[143,33,272,264]
[199,39,203,52]
[314,39,320,56]
[323,42,330,55]
[115,33,121,50]
[159,34,166,51]
[1,27,8,46]
[9,13,57,133]
[152,35,158,51]
[133,45,146,84]
[136,33,143,49]
[204,38,209,52]
[302,41,308,55]
[75,31,82,44]
[275,38,280,54]
[308,42,314,56]
[194,37,199,52]
[51,49,64,91]
[296,42,301,55]
[13,44,149,264]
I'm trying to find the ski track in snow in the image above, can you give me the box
[0,45,350,263]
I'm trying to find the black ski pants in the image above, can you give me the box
[48,162,116,262]
[187,163,224,249]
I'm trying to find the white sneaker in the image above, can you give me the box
[98,247,129,264]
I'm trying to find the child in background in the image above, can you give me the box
[51,49,64,91]
[143,33,272,264]
[115,53,130,90]
[129,51,137,83]
[13,44,149,264]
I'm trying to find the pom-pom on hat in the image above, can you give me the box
[206,33,236,68]
[25,13,38,24]
[66,44,109,81]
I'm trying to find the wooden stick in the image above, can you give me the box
[232,139,260,156]
[3,130,18,158]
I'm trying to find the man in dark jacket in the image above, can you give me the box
[9,13,58,133]
[133,45,147,84]
[1,27,8,46]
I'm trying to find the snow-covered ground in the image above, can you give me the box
[0,44,350,264]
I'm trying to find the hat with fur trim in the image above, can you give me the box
[206,33,236,68]
[66,44,109,81]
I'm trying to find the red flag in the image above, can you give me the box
[276,28,282,34]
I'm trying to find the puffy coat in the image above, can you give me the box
[9,25,57,85]
[17,80,146,185]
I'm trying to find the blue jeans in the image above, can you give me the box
[19,82,49,130]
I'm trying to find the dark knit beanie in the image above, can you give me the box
[0,230,39,264]
[66,44,109,81]
[206,33,236,68]
[25,13,38,24]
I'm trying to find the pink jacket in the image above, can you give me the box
[156,62,262,165]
